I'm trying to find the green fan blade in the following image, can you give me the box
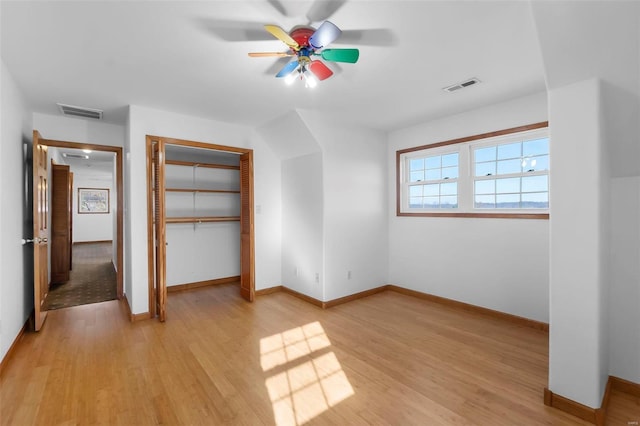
[320,48,359,63]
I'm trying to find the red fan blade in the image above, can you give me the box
[308,61,333,81]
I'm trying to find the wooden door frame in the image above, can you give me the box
[145,135,255,318]
[39,137,124,299]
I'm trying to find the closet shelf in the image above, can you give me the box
[166,160,240,170]
[166,188,240,194]
[166,216,240,224]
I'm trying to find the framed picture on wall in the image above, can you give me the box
[78,188,110,214]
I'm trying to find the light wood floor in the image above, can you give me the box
[1,284,638,425]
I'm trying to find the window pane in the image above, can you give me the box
[475,162,496,176]
[409,158,424,171]
[423,197,439,208]
[522,192,549,208]
[425,169,441,181]
[423,184,439,197]
[440,196,457,208]
[522,175,548,193]
[523,154,549,172]
[496,194,520,209]
[441,166,458,179]
[410,171,424,182]
[425,156,440,169]
[475,146,496,163]
[440,182,457,196]
[523,138,549,157]
[442,153,458,167]
[409,197,423,208]
[475,195,495,208]
[497,142,521,160]
[475,179,495,195]
[409,185,423,197]
[497,159,521,175]
[496,177,520,194]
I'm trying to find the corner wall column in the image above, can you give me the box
[548,78,609,408]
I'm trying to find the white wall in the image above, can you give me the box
[531,0,640,400]
[126,105,282,314]
[71,169,114,243]
[387,92,549,322]
[164,164,240,286]
[548,78,609,408]
[609,176,640,383]
[0,59,33,361]
[298,111,388,301]
[281,152,324,301]
[33,113,125,148]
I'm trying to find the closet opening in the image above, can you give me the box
[146,136,255,321]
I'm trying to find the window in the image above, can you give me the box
[397,122,549,218]
[408,152,459,209]
[473,138,549,209]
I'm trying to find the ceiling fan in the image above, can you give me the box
[248,21,359,87]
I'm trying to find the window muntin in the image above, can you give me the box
[398,124,549,217]
[407,151,459,209]
[474,138,549,177]
[473,138,549,210]
[408,152,458,182]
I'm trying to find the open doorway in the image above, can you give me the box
[32,133,123,327]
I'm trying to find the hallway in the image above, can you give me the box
[43,242,116,310]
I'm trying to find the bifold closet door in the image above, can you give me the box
[239,151,255,302]
[153,141,167,321]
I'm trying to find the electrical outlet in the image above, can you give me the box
[315,272,319,283]
[347,270,352,280]
[294,267,298,277]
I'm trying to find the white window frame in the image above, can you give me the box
[396,122,549,219]
[404,145,461,210]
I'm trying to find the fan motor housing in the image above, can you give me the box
[289,26,315,48]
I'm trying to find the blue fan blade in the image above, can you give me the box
[275,60,299,78]
[309,21,342,49]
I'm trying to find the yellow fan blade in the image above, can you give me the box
[248,52,295,58]
[264,24,299,50]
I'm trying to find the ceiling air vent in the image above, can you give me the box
[57,103,103,120]
[62,153,89,159]
[443,78,481,93]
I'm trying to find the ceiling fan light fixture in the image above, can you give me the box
[284,70,299,85]
[304,71,318,88]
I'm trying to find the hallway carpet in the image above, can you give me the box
[43,241,117,310]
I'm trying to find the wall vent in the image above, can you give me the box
[443,77,481,93]
[57,103,103,120]
[62,152,89,159]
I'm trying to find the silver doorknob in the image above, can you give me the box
[21,238,34,245]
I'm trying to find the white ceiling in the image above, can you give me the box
[1,1,547,131]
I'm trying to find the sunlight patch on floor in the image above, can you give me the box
[260,322,355,425]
